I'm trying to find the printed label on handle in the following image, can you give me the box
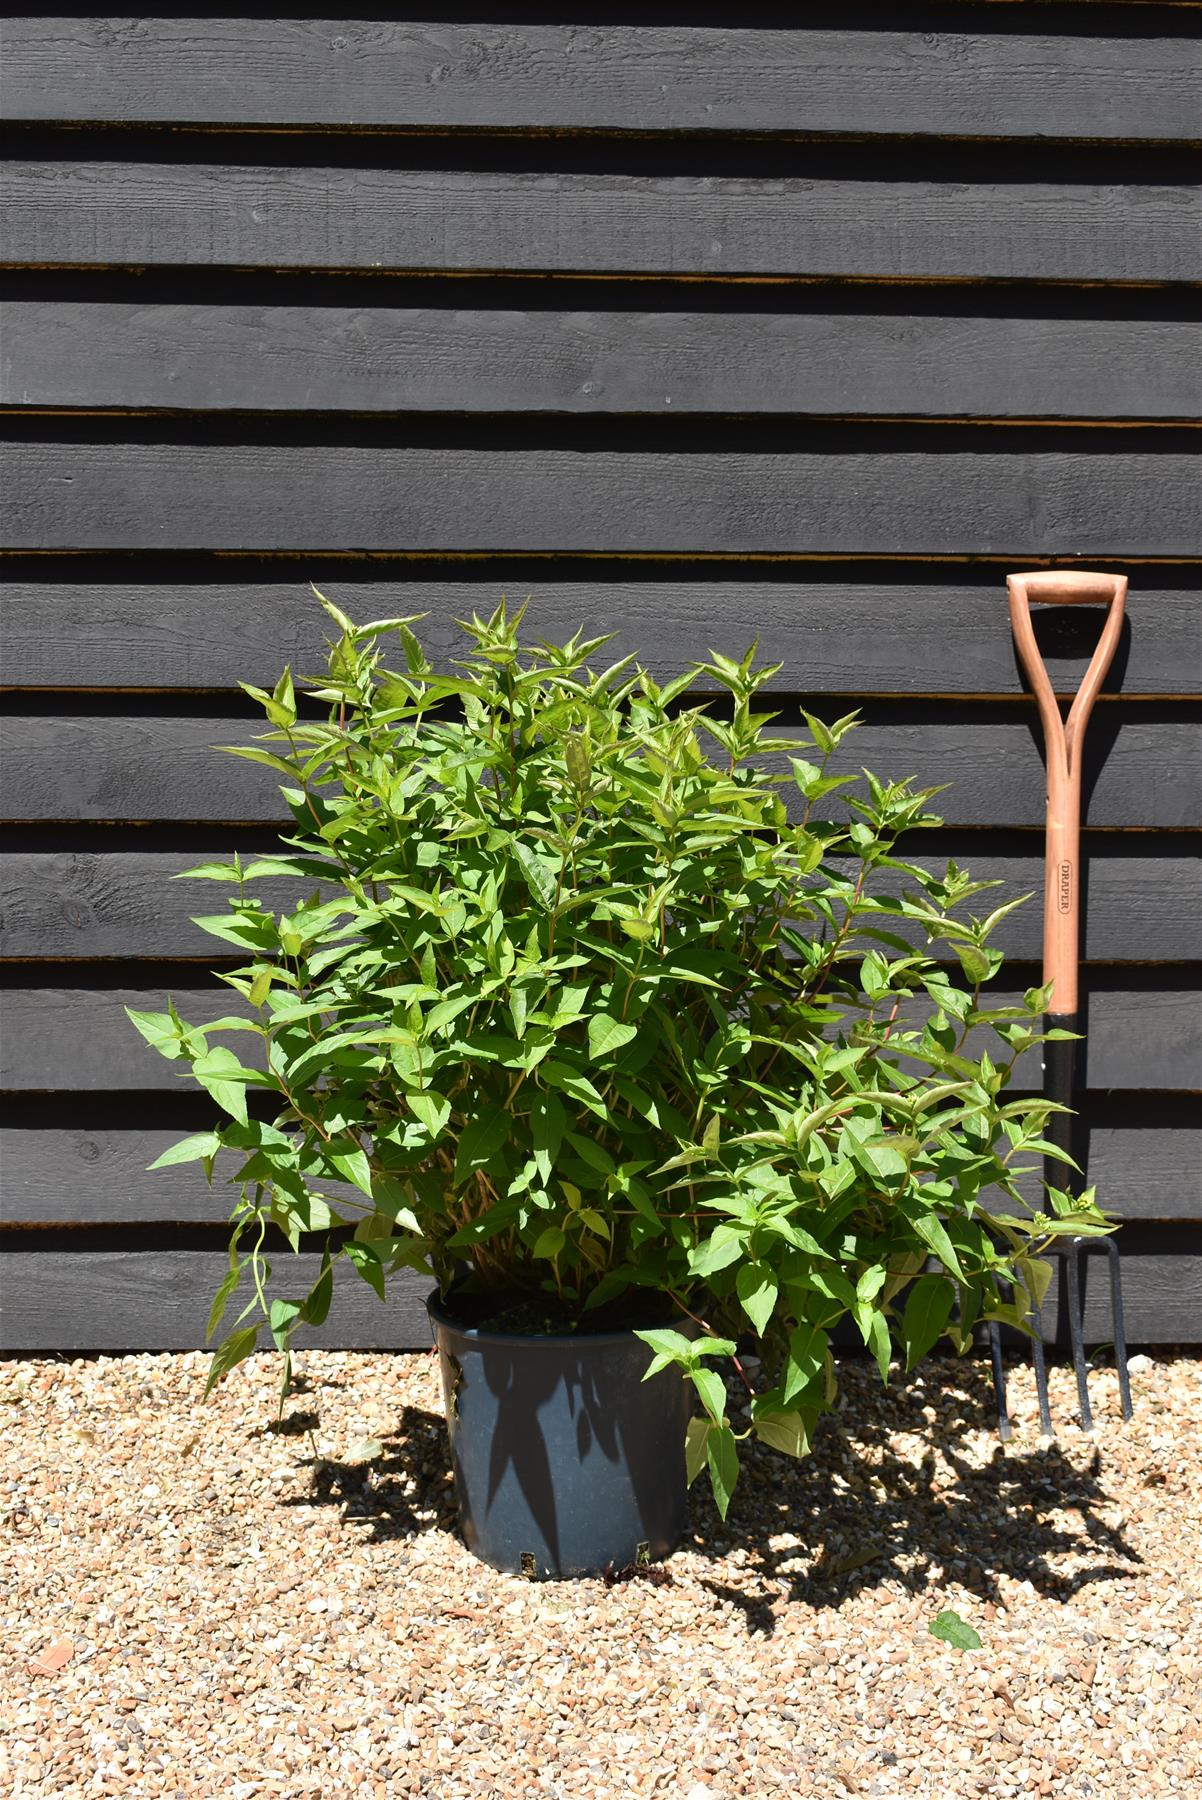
[1058,860,1073,914]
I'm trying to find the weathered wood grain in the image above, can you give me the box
[4,19,1197,141]
[3,845,1197,963]
[3,711,1196,829]
[1,1241,1194,1350]
[4,579,1197,697]
[6,304,1198,419]
[4,441,1198,555]
[3,163,1196,283]
[2,977,1197,1092]
[6,1109,1196,1224]
[0,1250,432,1350]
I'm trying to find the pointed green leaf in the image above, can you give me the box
[684,1415,711,1487]
[269,1298,303,1351]
[147,1131,223,1171]
[203,1324,260,1398]
[735,1262,778,1336]
[407,1092,451,1139]
[125,1007,186,1061]
[706,1424,739,1520]
[453,1105,509,1185]
[911,1214,965,1282]
[329,1146,373,1197]
[512,840,559,911]
[901,1274,955,1371]
[586,1012,639,1060]
[531,1226,566,1260]
[690,1365,728,1425]
[928,1610,981,1652]
[752,1407,812,1460]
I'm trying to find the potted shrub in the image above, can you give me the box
[129,595,1109,1577]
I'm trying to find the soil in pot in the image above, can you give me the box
[427,1290,697,1580]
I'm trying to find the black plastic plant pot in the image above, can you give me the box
[427,1290,696,1580]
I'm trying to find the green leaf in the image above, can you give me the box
[192,1047,252,1126]
[269,1299,303,1351]
[1017,1254,1054,1313]
[190,911,279,952]
[901,1274,956,1371]
[329,1145,373,1197]
[203,1325,260,1398]
[782,1324,828,1404]
[910,1213,965,1282]
[453,1105,509,1185]
[928,1610,982,1652]
[684,1415,711,1487]
[344,1240,386,1300]
[855,1137,911,1182]
[865,1309,892,1382]
[407,1091,451,1139]
[205,1251,243,1343]
[531,1225,566,1260]
[752,1408,811,1459]
[690,1366,728,1425]
[688,1225,744,1278]
[513,840,560,911]
[539,1060,607,1118]
[634,1327,696,1364]
[706,1424,739,1520]
[147,1131,223,1170]
[586,1012,639,1060]
[125,1007,187,1061]
[301,1257,334,1329]
[618,917,656,942]
[735,1262,779,1335]
[345,1436,385,1467]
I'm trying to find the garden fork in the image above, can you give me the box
[988,572,1134,1440]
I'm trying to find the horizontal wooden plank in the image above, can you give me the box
[2,977,1198,1092]
[4,442,1199,555]
[3,845,1198,963]
[4,19,1197,142]
[1,1240,1194,1350]
[4,579,1197,696]
[7,1108,1196,1224]
[0,1250,433,1351]
[3,711,1195,828]
[5,304,1198,419]
[2,163,1196,283]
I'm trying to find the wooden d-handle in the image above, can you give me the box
[1010,571,1127,608]
[1006,571,1127,1014]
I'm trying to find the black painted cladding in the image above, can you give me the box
[1,9,1199,1350]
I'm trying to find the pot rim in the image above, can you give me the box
[426,1287,694,1350]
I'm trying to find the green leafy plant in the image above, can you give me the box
[928,1609,983,1651]
[129,594,1111,1516]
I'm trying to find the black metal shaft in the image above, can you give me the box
[1045,1015,1096,1428]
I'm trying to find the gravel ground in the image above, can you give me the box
[2,1346,1199,1800]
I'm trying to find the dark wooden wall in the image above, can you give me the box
[2,8,1199,1351]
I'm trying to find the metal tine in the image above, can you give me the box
[986,1272,1052,1442]
[987,1316,1012,1442]
[1029,1301,1053,1437]
[1067,1234,1134,1427]
[1100,1236,1135,1421]
[1066,1243,1095,1432]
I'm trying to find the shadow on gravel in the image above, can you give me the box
[692,1356,1143,1635]
[280,1400,460,1543]
[278,1357,1141,1635]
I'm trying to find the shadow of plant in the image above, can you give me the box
[278,1356,1140,1635]
[280,1401,459,1543]
[689,1356,1142,1634]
